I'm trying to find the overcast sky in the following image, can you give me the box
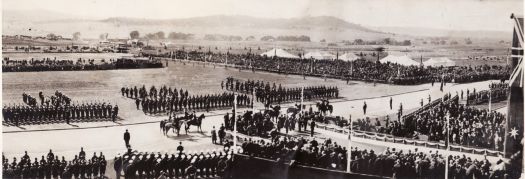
[3,0,523,31]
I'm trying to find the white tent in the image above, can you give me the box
[338,52,360,62]
[380,55,419,66]
[423,57,456,67]
[304,51,335,60]
[260,48,298,58]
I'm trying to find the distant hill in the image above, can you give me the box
[371,26,511,41]
[3,10,395,41]
[2,10,509,42]
[101,15,379,33]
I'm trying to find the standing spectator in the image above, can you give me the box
[363,102,367,115]
[123,129,130,148]
[310,120,316,137]
[211,126,217,144]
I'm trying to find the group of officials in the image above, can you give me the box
[2,148,107,179]
[114,147,234,179]
[122,85,251,115]
[3,101,119,126]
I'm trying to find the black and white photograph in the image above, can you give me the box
[1,0,524,178]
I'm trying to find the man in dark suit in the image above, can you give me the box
[310,120,315,137]
[124,129,130,148]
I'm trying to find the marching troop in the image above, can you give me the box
[224,77,339,105]
[122,85,251,115]
[3,148,107,179]
[3,102,119,126]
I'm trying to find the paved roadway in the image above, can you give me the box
[3,78,498,161]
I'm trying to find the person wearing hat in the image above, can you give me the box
[123,129,131,148]
[211,126,218,144]
[176,142,184,154]
[185,158,197,179]
[114,154,122,179]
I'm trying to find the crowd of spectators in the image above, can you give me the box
[467,82,509,105]
[2,148,107,179]
[146,50,510,85]
[2,57,163,72]
[241,135,514,179]
[355,94,506,151]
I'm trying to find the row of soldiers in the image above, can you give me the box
[223,77,339,105]
[3,103,119,126]
[136,93,251,114]
[3,149,107,179]
[121,85,189,100]
[255,86,339,105]
[116,149,234,179]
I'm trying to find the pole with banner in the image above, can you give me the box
[252,88,255,112]
[445,112,450,179]
[233,93,238,153]
[489,88,492,111]
[346,114,353,173]
[301,86,304,113]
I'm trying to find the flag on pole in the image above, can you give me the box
[233,93,238,153]
[504,14,524,158]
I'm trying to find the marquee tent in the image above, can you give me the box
[338,52,360,62]
[304,51,335,60]
[380,55,419,66]
[423,57,456,67]
[260,48,299,58]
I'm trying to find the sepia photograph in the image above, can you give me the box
[1,0,524,178]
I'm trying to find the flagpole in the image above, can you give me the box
[233,93,238,153]
[300,86,304,114]
[445,112,450,179]
[488,88,492,111]
[252,88,255,112]
[347,115,353,173]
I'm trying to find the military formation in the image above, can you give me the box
[115,146,234,179]
[223,77,339,106]
[2,148,107,179]
[4,91,119,126]
[122,85,251,115]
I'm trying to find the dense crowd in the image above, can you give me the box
[241,135,512,178]
[122,85,251,115]
[466,82,509,105]
[2,148,107,179]
[2,57,163,72]
[359,94,506,151]
[115,145,235,179]
[145,50,510,85]
[224,77,339,106]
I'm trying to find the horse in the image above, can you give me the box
[162,119,182,136]
[316,100,333,116]
[264,105,281,121]
[184,114,205,133]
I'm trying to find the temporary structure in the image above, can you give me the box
[423,57,456,67]
[260,48,298,58]
[339,52,360,62]
[380,55,419,66]
[304,51,335,60]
